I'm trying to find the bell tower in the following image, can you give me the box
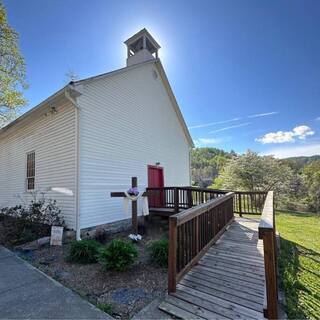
[124,28,161,67]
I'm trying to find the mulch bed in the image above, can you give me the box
[14,218,169,319]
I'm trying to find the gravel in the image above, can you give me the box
[22,219,169,319]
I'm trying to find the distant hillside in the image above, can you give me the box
[191,147,320,186]
[191,148,235,187]
[281,155,320,172]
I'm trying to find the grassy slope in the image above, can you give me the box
[276,211,320,319]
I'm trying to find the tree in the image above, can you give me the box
[191,148,233,186]
[0,2,27,128]
[302,160,320,213]
[216,150,296,205]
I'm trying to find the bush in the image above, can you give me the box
[0,193,64,246]
[148,239,168,267]
[67,239,102,264]
[0,193,64,227]
[97,303,114,315]
[0,213,51,246]
[27,197,64,226]
[98,239,138,271]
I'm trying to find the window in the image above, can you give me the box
[26,151,35,190]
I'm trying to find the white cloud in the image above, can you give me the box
[209,122,251,134]
[292,125,315,139]
[256,131,295,144]
[261,144,320,158]
[248,111,279,118]
[255,125,315,144]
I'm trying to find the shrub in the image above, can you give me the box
[27,197,64,226]
[97,303,114,315]
[98,239,138,271]
[67,239,102,263]
[0,193,64,227]
[148,239,168,267]
[0,194,64,246]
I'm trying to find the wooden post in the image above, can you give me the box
[273,199,278,297]
[187,189,193,208]
[174,187,179,213]
[238,193,242,217]
[168,216,177,293]
[261,229,278,319]
[195,216,199,253]
[259,191,278,320]
[131,177,138,234]
[110,177,150,235]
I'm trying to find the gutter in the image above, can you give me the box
[0,85,69,136]
[64,86,81,240]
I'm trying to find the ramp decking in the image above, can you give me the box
[159,217,266,319]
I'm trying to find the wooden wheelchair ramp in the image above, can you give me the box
[159,217,266,319]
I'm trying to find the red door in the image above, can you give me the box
[148,166,164,207]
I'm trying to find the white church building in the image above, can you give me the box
[0,29,194,238]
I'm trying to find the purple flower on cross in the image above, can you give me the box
[127,187,139,196]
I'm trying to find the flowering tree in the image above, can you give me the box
[213,150,297,207]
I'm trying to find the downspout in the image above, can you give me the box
[189,147,192,186]
[65,89,81,240]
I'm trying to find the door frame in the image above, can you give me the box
[147,165,165,207]
[147,165,164,188]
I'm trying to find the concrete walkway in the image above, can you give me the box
[0,246,112,319]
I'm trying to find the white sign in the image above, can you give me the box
[50,226,64,246]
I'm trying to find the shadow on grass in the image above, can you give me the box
[279,237,320,320]
[277,209,320,218]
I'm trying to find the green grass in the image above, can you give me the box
[276,211,320,319]
[241,211,320,319]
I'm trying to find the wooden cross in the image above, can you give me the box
[110,177,147,234]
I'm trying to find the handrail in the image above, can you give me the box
[168,192,234,293]
[146,186,226,212]
[181,186,268,194]
[258,191,278,319]
[146,186,267,216]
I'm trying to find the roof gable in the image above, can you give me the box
[1,60,194,148]
[74,60,194,147]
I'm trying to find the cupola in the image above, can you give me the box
[124,28,161,67]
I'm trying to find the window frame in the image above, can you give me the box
[26,151,36,191]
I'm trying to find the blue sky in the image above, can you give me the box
[4,0,320,158]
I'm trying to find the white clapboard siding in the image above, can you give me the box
[77,62,190,228]
[0,100,77,228]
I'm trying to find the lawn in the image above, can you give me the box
[241,211,320,319]
[276,211,320,320]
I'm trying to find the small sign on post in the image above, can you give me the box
[50,226,64,246]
